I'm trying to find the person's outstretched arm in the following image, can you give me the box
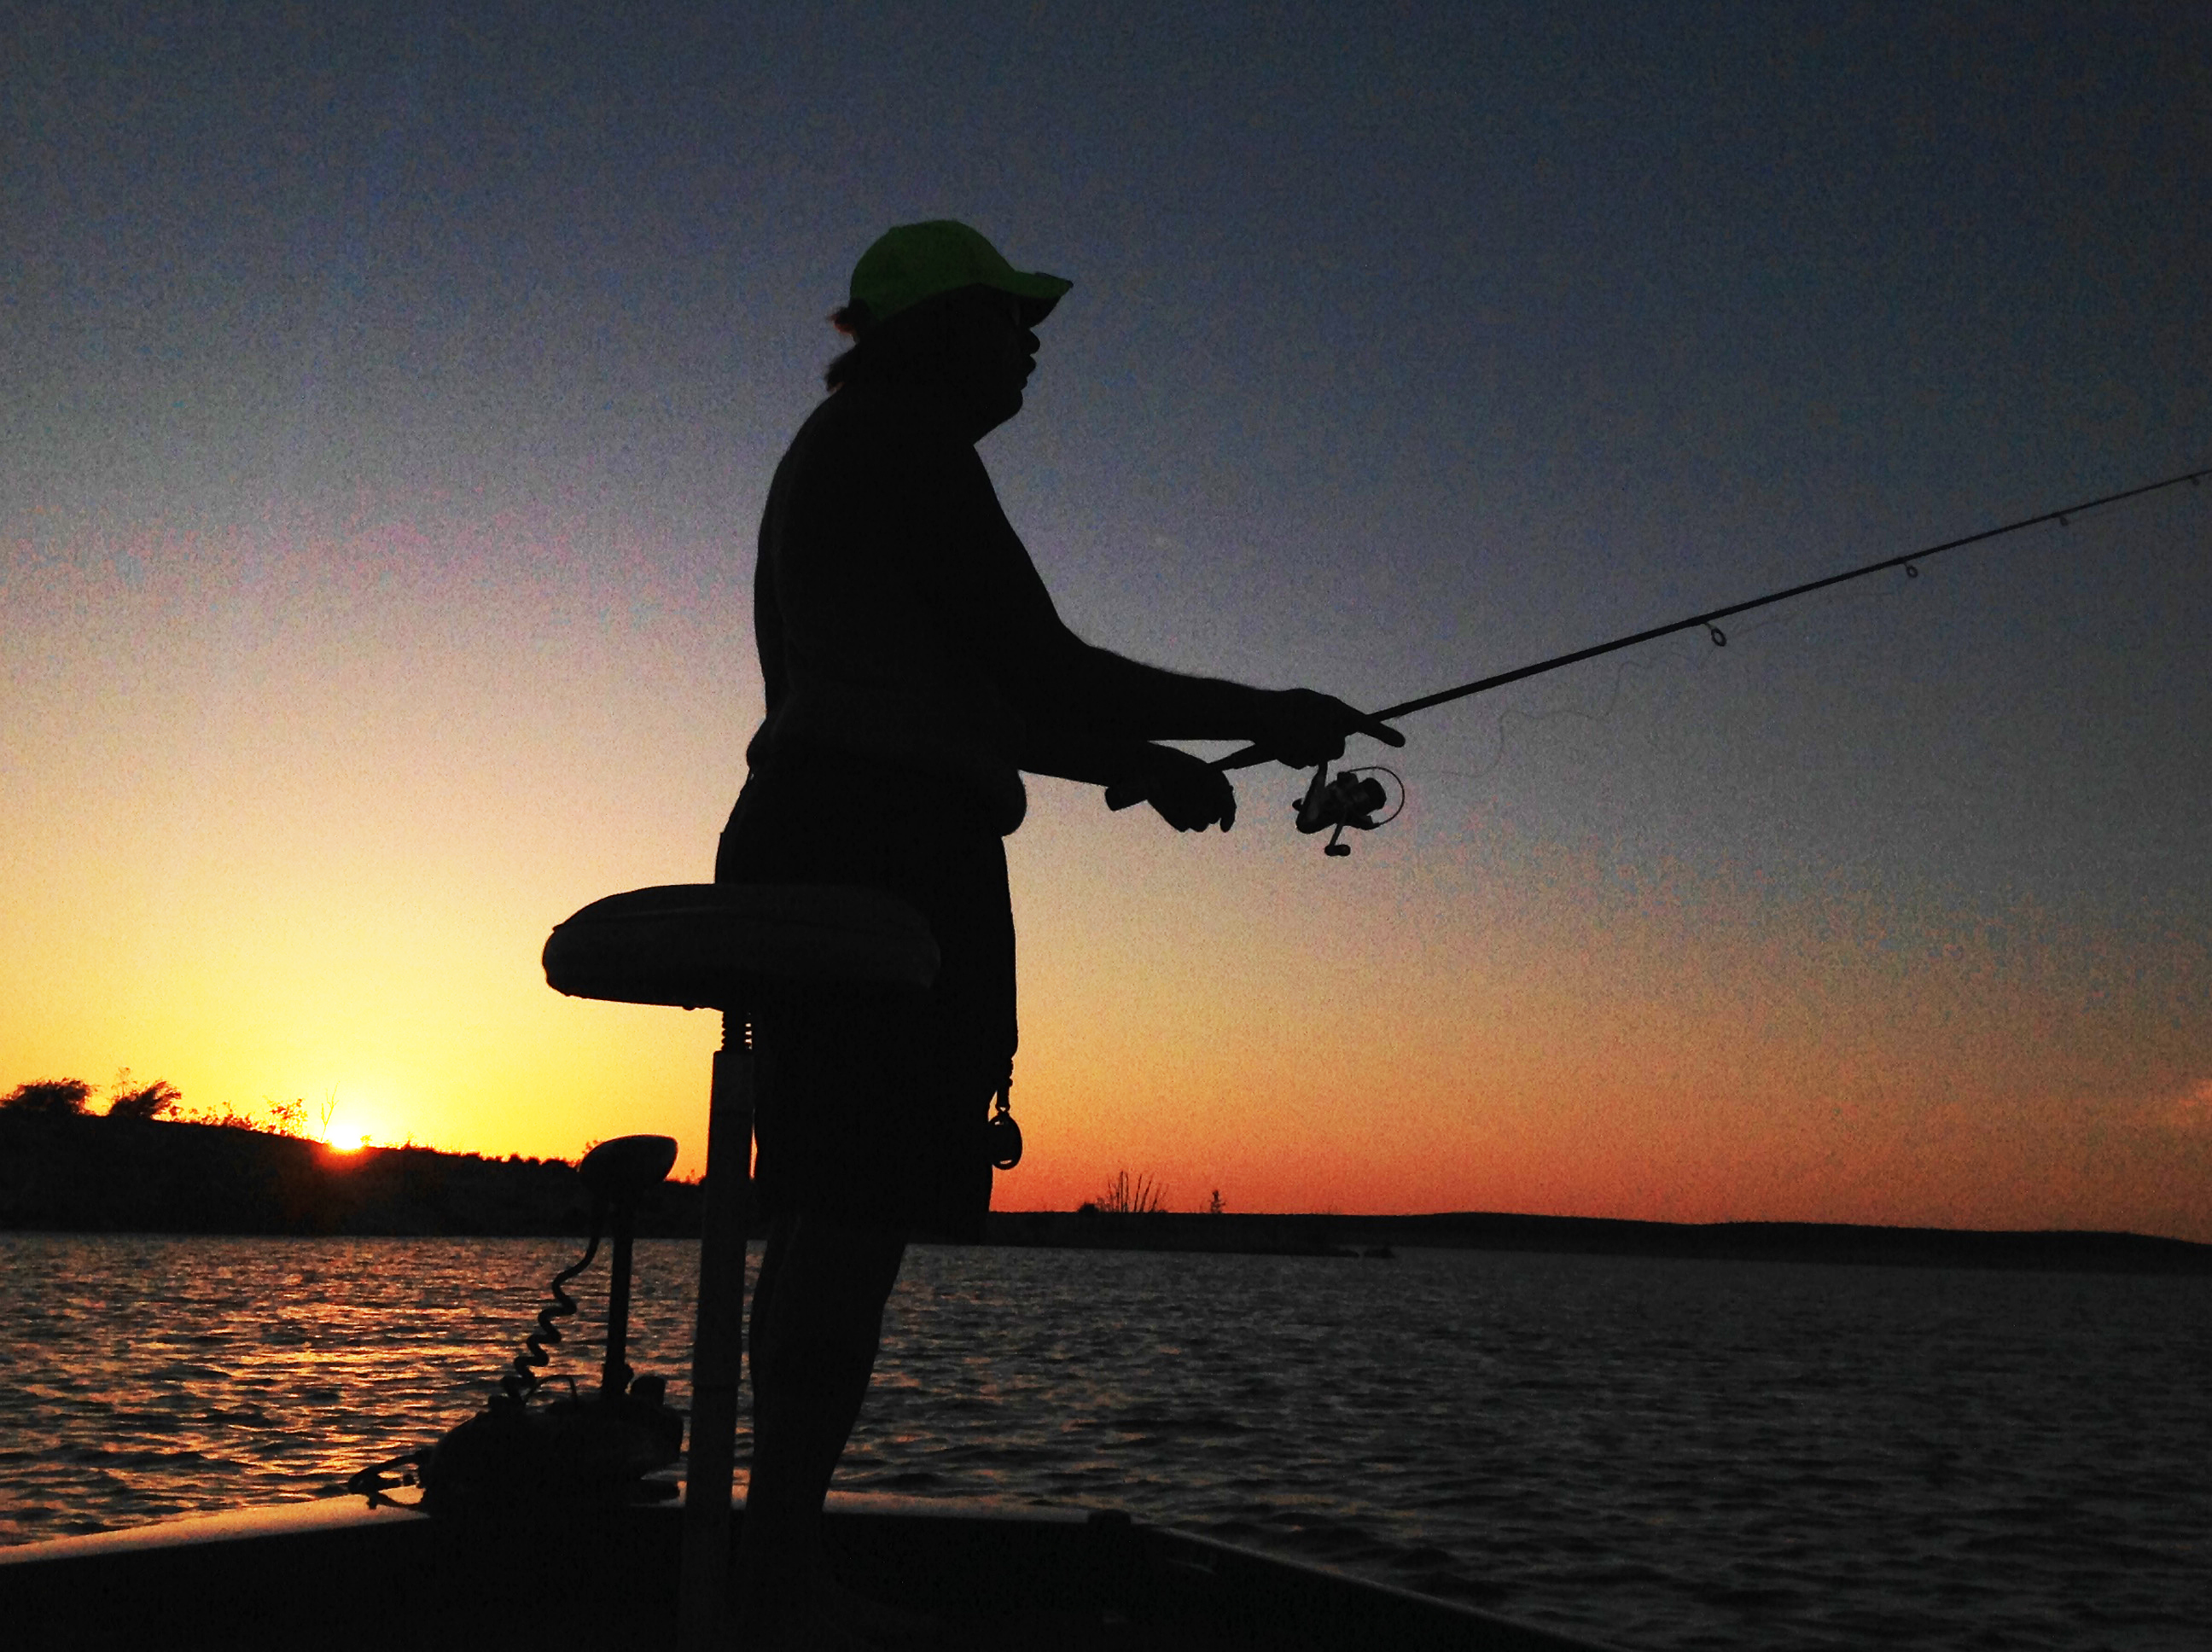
[1034,638,1400,765]
[929,446,1401,804]
[1014,730,1242,831]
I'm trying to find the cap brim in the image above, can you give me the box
[993,270,1072,326]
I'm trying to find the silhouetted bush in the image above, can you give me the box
[3,1078,92,1115]
[107,1079,183,1120]
[1093,1169,1167,1214]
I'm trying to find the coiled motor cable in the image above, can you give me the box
[498,1215,603,1408]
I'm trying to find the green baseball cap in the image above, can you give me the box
[847,221,1072,329]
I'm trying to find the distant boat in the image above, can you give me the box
[0,1487,1621,1649]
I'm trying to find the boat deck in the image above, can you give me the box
[0,1489,1619,1649]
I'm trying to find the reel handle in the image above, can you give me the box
[1295,764,1336,833]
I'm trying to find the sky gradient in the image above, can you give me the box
[7,3,2209,1238]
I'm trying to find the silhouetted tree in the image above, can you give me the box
[108,1079,183,1120]
[3,1078,93,1114]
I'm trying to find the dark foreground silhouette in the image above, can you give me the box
[0,1492,1606,1652]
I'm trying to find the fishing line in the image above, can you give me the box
[1313,465,2209,759]
[1421,559,1938,793]
[1108,463,2207,852]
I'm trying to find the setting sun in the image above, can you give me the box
[314,1095,387,1155]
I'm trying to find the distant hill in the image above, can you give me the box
[5,1112,2204,1275]
[0,1110,704,1237]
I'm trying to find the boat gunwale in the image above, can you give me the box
[0,1490,1627,1649]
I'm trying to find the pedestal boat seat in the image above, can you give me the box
[542,882,939,1650]
[543,882,940,1009]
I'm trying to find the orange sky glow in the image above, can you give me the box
[6,11,2207,1245]
[7,501,2206,1242]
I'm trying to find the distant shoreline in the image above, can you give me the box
[982,1210,2212,1276]
[0,1110,706,1240]
[3,1112,2205,1276]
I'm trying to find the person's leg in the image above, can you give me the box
[738,1213,906,1640]
[740,1208,795,1450]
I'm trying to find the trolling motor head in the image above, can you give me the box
[578,1132,678,1207]
[1295,764,1401,857]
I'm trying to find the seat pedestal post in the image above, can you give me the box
[678,1010,754,1649]
[542,884,937,1644]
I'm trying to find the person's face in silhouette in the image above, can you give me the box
[913,286,1039,439]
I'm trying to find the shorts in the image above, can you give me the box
[713,752,1016,1242]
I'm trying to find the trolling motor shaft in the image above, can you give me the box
[577,1133,680,1397]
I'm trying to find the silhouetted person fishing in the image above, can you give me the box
[717,220,1399,1647]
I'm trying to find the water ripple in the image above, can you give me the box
[1,1236,2206,1649]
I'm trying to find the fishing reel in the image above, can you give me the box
[1295,763,1404,858]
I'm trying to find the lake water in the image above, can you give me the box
[0,1234,2204,1649]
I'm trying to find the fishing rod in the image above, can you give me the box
[1108,462,2209,854]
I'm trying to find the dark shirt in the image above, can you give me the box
[747,379,1190,834]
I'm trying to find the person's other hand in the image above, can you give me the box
[1252,689,1406,769]
[1136,745,1237,832]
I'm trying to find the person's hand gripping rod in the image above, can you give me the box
[1103,689,1406,841]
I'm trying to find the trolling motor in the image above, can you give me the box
[1294,763,1403,858]
[347,1134,688,1517]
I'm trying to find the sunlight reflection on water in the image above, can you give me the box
[2,1235,2205,1650]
